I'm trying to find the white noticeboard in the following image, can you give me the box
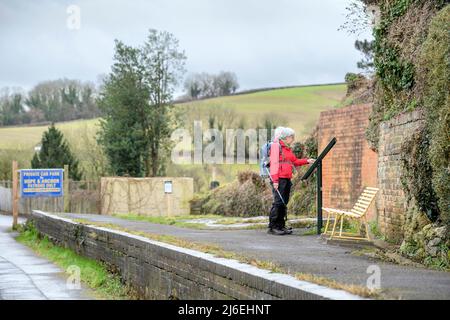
[164,181,173,194]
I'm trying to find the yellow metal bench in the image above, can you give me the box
[322,187,379,241]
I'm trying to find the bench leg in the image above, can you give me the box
[339,216,344,237]
[359,219,363,237]
[324,211,331,234]
[330,214,339,240]
[364,217,371,241]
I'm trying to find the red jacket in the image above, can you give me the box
[269,140,309,183]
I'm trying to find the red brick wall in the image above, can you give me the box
[318,104,378,220]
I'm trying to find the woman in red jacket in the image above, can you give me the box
[269,127,315,235]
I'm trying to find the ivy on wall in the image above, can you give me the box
[401,127,439,222]
[364,0,449,265]
[366,0,448,149]
[420,5,450,225]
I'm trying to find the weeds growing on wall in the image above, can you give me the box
[419,5,450,226]
[366,0,447,149]
[401,128,439,222]
[364,0,449,263]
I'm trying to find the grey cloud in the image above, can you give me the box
[0,0,372,92]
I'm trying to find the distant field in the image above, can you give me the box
[0,118,100,151]
[0,83,346,187]
[179,83,346,138]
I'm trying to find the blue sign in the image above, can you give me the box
[20,169,64,198]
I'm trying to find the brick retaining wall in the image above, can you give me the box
[318,104,378,220]
[318,106,428,242]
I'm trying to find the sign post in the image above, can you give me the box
[165,180,173,217]
[301,137,337,235]
[12,161,19,229]
[64,165,69,212]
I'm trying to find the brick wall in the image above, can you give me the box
[377,109,425,243]
[318,104,378,220]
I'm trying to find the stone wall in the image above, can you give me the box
[377,109,426,243]
[101,177,194,216]
[318,104,378,220]
[30,210,362,300]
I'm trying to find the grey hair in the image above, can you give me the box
[274,126,295,140]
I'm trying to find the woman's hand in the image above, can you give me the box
[307,158,316,164]
[273,183,279,190]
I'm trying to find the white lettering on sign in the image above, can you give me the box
[20,169,64,197]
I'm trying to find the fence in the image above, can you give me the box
[0,180,100,215]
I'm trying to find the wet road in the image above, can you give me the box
[0,215,95,300]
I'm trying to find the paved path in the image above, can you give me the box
[0,215,95,300]
[64,213,450,300]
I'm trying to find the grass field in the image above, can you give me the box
[0,83,346,186]
[179,83,346,138]
[0,118,100,151]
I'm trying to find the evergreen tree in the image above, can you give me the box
[31,124,82,180]
[98,29,186,177]
[355,39,374,74]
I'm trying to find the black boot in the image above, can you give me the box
[268,228,287,235]
[281,227,293,234]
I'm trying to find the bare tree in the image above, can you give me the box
[184,71,239,99]
[215,71,239,96]
[338,0,371,35]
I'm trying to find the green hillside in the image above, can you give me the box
[179,83,346,138]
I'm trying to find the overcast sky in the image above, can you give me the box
[0,0,372,94]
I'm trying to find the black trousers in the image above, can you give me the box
[269,178,292,229]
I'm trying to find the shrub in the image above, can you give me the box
[198,171,272,217]
[344,73,366,93]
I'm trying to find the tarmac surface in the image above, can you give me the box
[0,215,95,300]
[62,213,450,300]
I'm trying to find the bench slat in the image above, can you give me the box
[350,210,364,216]
[352,207,366,214]
[356,199,372,206]
[354,204,369,212]
[354,202,369,209]
[360,194,376,201]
